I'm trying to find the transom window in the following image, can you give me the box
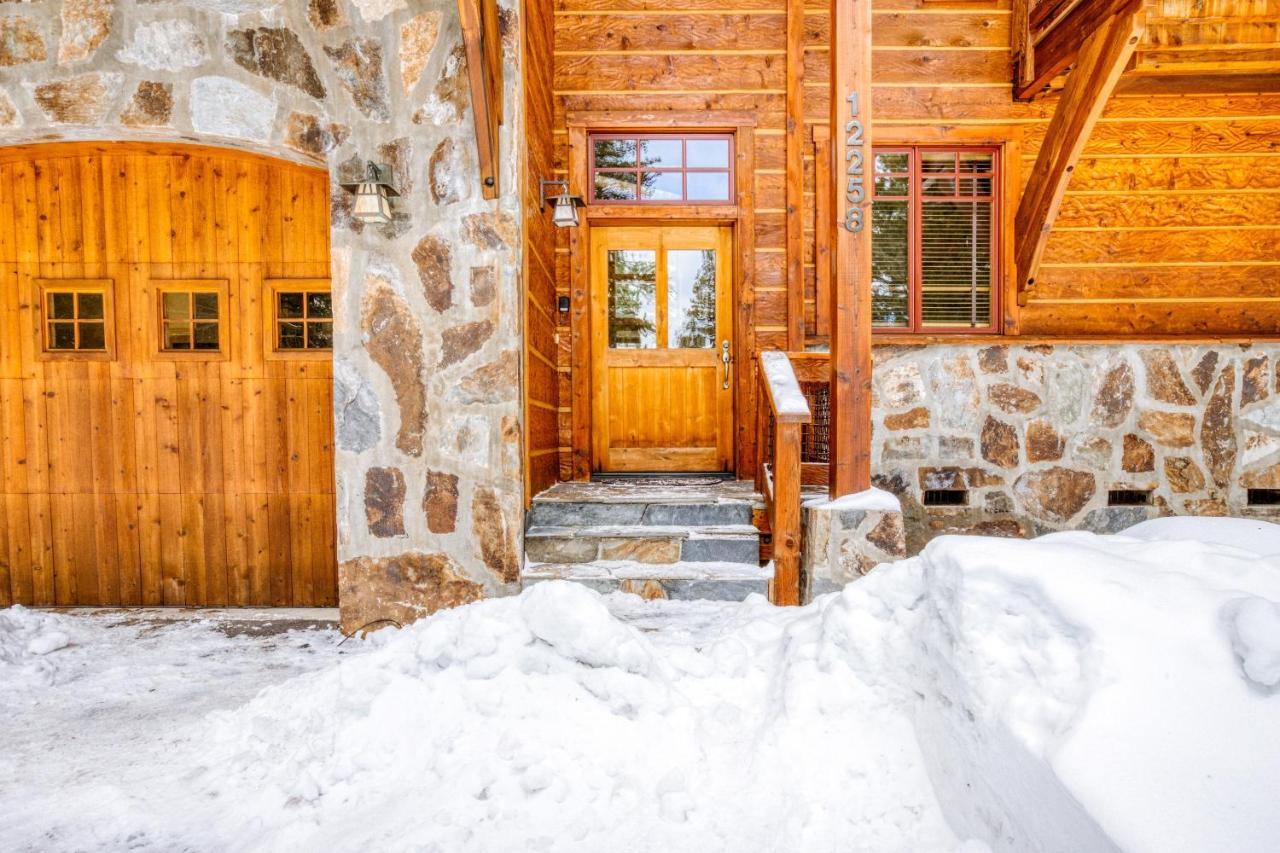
[42,287,109,353]
[591,133,734,204]
[872,146,1000,333]
[275,289,333,350]
[156,282,226,353]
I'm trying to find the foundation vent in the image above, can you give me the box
[923,489,968,507]
[1247,489,1280,507]
[1107,489,1153,507]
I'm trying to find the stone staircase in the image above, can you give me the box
[522,479,771,601]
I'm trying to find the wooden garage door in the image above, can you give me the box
[0,142,336,607]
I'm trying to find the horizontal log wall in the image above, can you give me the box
[549,0,1280,480]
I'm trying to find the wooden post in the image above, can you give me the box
[773,421,802,605]
[785,0,806,350]
[828,0,873,498]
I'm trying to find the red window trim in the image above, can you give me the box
[871,144,1002,335]
[588,132,735,205]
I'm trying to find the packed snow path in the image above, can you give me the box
[2,518,1279,853]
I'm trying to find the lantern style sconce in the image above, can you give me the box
[540,179,584,228]
[340,161,399,225]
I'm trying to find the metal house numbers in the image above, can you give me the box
[843,90,866,233]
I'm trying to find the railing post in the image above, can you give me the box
[773,421,802,605]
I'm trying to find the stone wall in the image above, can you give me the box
[0,0,526,631]
[871,343,1280,552]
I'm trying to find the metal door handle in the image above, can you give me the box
[721,340,731,390]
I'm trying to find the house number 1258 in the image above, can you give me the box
[843,90,866,233]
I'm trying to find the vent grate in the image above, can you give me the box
[923,489,968,507]
[1107,489,1152,507]
[1248,489,1280,506]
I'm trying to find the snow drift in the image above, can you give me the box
[2,518,1278,852]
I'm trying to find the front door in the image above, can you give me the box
[590,225,733,472]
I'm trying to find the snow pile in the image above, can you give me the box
[0,606,76,688]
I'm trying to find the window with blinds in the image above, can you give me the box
[870,146,999,333]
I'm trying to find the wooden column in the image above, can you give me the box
[828,0,873,497]
[785,0,806,349]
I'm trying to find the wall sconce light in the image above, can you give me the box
[340,161,399,226]
[540,178,584,228]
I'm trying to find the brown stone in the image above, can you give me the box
[600,537,681,563]
[470,266,496,307]
[1026,420,1065,462]
[429,137,461,205]
[1183,497,1228,517]
[1121,434,1155,473]
[0,16,47,66]
[338,552,483,634]
[1074,436,1112,468]
[326,38,391,121]
[454,351,519,404]
[1137,410,1196,447]
[883,436,926,460]
[58,0,113,64]
[1140,349,1196,406]
[229,27,325,98]
[1191,351,1219,394]
[284,111,343,156]
[1201,366,1237,488]
[377,137,414,197]
[440,320,493,367]
[1243,464,1280,489]
[866,513,907,557]
[965,518,1026,538]
[365,467,406,538]
[1242,355,1270,407]
[1014,467,1096,522]
[463,211,518,251]
[30,73,119,124]
[361,277,427,456]
[884,407,929,430]
[119,81,171,127]
[938,436,975,458]
[989,383,1041,414]
[308,0,346,30]
[422,43,469,123]
[919,466,1005,490]
[400,11,442,96]
[423,470,459,534]
[1164,457,1206,494]
[618,579,668,600]
[0,91,16,127]
[473,486,520,583]
[1091,361,1135,428]
[980,415,1019,469]
[977,345,1007,374]
[412,234,453,312]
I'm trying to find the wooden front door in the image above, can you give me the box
[590,226,734,472]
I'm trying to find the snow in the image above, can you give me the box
[759,350,811,419]
[2,518,1279,852]
[804,486,902,512]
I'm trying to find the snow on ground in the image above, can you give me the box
[2,518,1279,853]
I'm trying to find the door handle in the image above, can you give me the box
[721,340,731,390]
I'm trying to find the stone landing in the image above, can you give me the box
[523,479,770,601]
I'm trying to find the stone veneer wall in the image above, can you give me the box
[871,343,1280,553]
[0,0,526,631]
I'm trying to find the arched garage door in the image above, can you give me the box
[0,142,336,607]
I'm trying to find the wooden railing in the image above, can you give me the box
[755,351,812,606]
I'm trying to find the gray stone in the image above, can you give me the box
[229,27,326,99]
[1082,507,1154,535]
[190,76,276,141]
[640,503,753,526]
[529,501,646,527]
[680,535,759,565]
[325,37,391,122]
[333,360,382,453]
[665,579,769,601]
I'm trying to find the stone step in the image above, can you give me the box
[523,560,772,602]
[524,524,760,566]
[527,498,754,529]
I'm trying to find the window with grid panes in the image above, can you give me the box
[590,134,733,204]
[871,146,999,333]
[43,289,108,352]
[160,289,222,351]
[275,289,333,350]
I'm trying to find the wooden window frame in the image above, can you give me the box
[588,132,736,206]
[263,278,334,361]
[152,279,231,361]
[871,143,1003,336]
[35,278,117,362]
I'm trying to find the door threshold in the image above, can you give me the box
[592,472,736,482]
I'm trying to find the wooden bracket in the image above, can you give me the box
[457,0,504,199]
[1014,0,1143,101]
[1015,7,1146,306]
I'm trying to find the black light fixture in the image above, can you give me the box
[540,178,584,228]
[340,161,399,225]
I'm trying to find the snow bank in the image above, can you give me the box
[0,606,78,688]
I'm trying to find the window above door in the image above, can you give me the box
[590,133,734,204]
[871,145,1001,334]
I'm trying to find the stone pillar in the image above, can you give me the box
[802,489,907,601]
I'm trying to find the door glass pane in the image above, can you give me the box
[193,321,220,350]
[77,292,104,319]
[687,138,729,168]
[686,172,730,201]
[871,200,910,328]
[640,138,682,168]
[667,249,717,349]
[278,292,304,318]
[79,322,106,350]
[49,292,75,319]
[306,292,333,318]
[607,250,657,349]
[50,322,76,349]
[162,291,190,321]
[639,171,682,201]
[194,292,219,319]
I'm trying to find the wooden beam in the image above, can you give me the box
[785,0,805,350]
[1015,0,1142,100]
[828,0,873,498]
[457,0,503,199]
[813,124,832,339]
[1016,9,1146,306]
[1012,0,1034,96]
